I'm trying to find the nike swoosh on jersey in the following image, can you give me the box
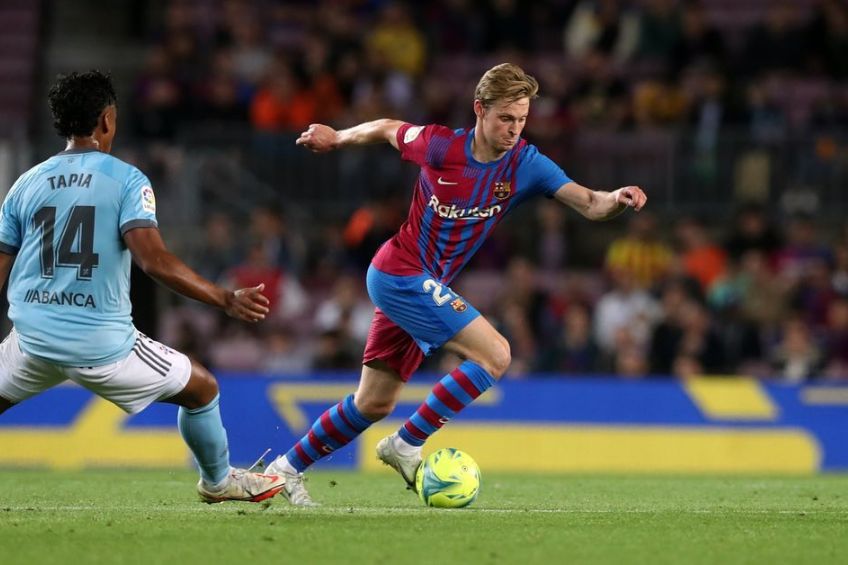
[437,177,458,185]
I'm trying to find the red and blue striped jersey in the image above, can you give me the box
[371,123,571,284]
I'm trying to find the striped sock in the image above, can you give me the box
[284,393,371,473]
[398,361,496,447]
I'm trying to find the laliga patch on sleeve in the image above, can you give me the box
[404,125,424,144]
[141,186,156,214]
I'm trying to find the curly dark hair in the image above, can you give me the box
[47,70,117,138]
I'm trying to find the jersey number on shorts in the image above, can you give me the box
[423,278,454,306]
[33,205,100,280]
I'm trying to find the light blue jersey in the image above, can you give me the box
[0,148,158,366]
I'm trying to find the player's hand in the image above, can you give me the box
[225,283,270,322]
[296,124,339,153]
[614,186,647,212]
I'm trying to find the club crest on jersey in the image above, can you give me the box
[450,298,468,312]
[493,181,511,200]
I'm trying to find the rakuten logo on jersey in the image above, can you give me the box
[428,195,502,220]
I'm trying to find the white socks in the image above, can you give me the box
[392,433,422,457]
[276,455,299,475]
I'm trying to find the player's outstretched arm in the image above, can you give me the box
[123,227,269,323]
[553,182,646,221]
[296,119,405,152]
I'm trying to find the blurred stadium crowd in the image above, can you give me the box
[20,0,848,380]
[132,0,848,381]
[165,199,848,382]
[131,0,848,138]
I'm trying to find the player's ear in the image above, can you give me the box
[101,105,117,134]
[473,99,485,120]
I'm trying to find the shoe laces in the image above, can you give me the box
[226,449,275,491]
[285,472,315,504]
[286,471,306,487]
[246,448,272,473]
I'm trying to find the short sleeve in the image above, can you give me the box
[119,167,158,235]
[396,123,439,166]
[525,146,572,198]
[0,180,23,254]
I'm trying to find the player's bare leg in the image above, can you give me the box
[162,360,285,503]
[354,362,428,488]
[442,316,511,378]
[354,360,405,419]
[266,360,404,506]
[162,360,219,408]
[381,316,509,489]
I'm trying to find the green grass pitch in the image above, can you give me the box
[1,470,846,564]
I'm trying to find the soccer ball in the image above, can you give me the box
[415,448,481,508]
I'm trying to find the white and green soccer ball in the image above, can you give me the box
[415,448,481,508]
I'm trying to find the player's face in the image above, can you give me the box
[477,97,530,154]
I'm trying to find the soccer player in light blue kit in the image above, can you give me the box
[0,71,285,503]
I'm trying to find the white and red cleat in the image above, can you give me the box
[197,468,285,503]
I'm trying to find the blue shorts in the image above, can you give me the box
[366,265,480,356]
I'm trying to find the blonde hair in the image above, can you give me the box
[474,63,539,108]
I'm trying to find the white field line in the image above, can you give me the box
[1,506,846,515]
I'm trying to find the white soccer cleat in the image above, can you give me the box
[265,457,320,507]
[376,433,422,492]
[197,467,285,503]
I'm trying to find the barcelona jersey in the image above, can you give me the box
[371,123,572,283]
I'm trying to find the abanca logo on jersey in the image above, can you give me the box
[427,195,502,220]
[23,289,96,309]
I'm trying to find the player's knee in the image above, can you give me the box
[187,361,219,405]
[354,395,396,421]
[484,338,511,379]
